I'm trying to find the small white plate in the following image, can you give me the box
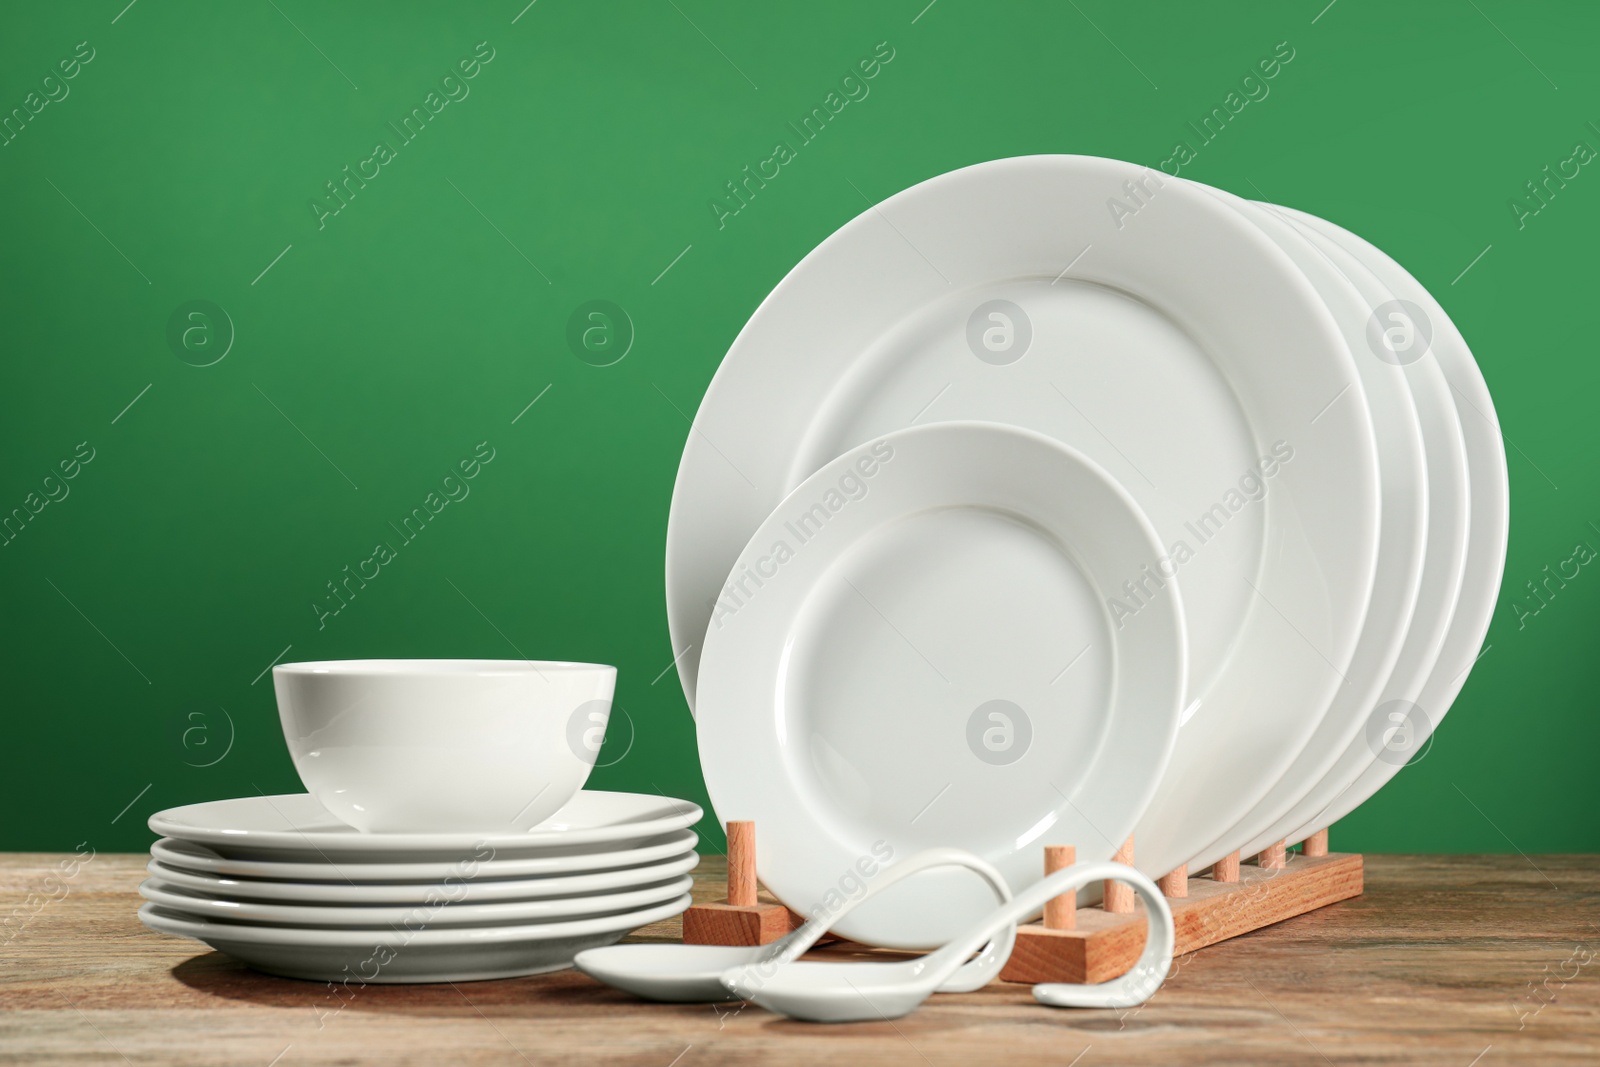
[697,422,1187,948]
[145,850,700,904]
[138,895,692,983]
[148,830,698,883]
[147,792,701,861]
[671,155,1382,883]
[1280,211,1508,841]
[138,873,694,927]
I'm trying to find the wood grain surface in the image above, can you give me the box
[3,852,1598,1066]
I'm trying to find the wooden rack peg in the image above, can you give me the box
[726,820,757,906]
[1042,845,1077,929]
[680,820,807,946]
[998,829,1361,986]
[1104,836,1137,913]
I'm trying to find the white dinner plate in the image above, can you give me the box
[147,792,701,862]
[145,849,700,904]
[148,830,698,883]
[138,873,695,927]
[697,422,1188,947]
[1175,187,1429,870]
[672,155,1381,884]
[1279,211,1508,841]
[138,895,691,983]
[1229,204,1472,857]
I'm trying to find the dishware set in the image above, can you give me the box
[668,155,1507,944]
[139,154,1505,1017]
[138,661,703,982]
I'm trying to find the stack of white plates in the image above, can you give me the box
[670,155,1508,948]
[138,792,701,982]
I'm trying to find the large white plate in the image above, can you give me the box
[148,830,698,883]
[145,849,700,905]
[697,422,1188,947]
[1229,204,1472,856]
[1279,211,1508,840]
[138,895,691,983]
[147,792,701,862]
[671,155,1381,883]
[138,873,694,927]
[1174,188,1429,870]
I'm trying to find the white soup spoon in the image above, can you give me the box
[574,846,1013,1002]
[721,860,1173,1023]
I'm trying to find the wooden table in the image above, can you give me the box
[3,853,1597,1065]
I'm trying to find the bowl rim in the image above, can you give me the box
[272,658,615,676]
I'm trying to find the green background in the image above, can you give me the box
[2,1,1594,856]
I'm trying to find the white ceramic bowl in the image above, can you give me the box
[272,659,616,833]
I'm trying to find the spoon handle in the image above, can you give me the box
[920,861,1174,1008]
[752,847,1015,991]
[1030,864,1174,1009]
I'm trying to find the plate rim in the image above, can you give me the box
[1280,212,1509,841]
[147,791,702,855]
[146,829,700,882]
[144,849,701,904]
[137,872,696,926]
[1174,188,1431,870]
[1224,203,1474,857]
[137,893,692,947]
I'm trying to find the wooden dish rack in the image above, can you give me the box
[682,820,1363,984]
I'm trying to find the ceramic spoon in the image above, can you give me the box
[721,860,1173,1023]
[573,847,1013,1002]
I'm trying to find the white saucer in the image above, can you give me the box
[147,792,701,862]
[146,850,700,905]
[138,895,692,983]
[670,155,1381,883]
[149,830,699,883]
[697,422,1187,948]
[138,873,695,927]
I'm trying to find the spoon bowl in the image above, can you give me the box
[722,860,1173,1023]
[575,847,1013,1003]
[575,942,772,1003]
